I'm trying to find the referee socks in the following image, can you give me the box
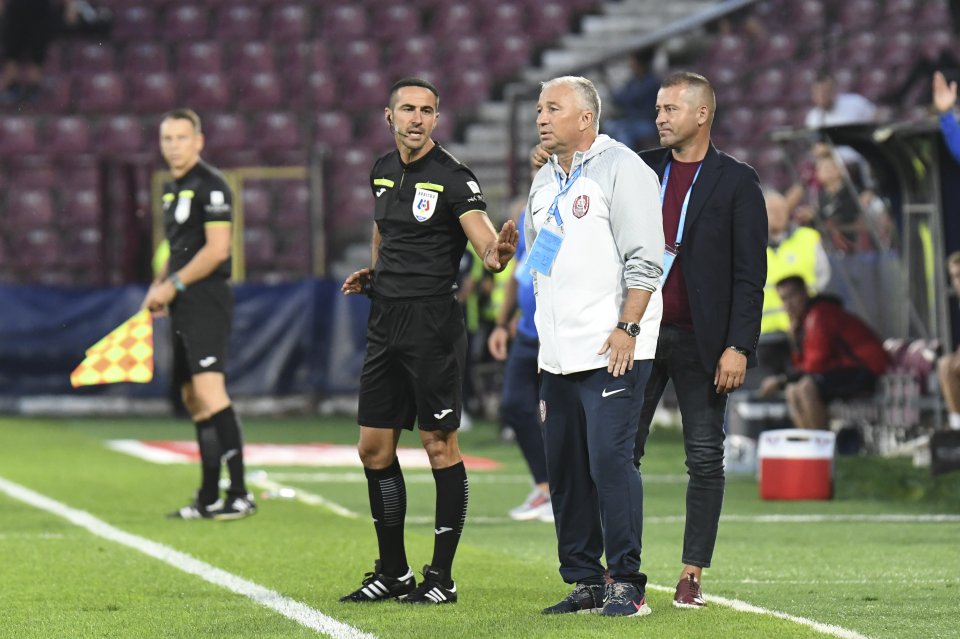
[365,458,409,578]
[194,418,221,506]
[430,461,468,584]
[209,405,247,496]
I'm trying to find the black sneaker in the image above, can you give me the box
[398,564,457,604]
[600,581,652,617]
[340,561,417,602]
[541,583,605,614]
[167,498,221,520]
[213,493,257,521]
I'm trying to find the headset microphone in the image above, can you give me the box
[387,115,409,138]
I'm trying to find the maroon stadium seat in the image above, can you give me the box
[839,0,881,31]
[332,39,379,75]
[235,72,285,111]
[123,43,169,74]
[203,113,249,152]
[45,116,92,155]
[231,42,276,74]
[69,43,116,74]
[484,2,527,34]
[791,0,825,33]
[252,112,301,152]
[431,3,479,37]
[215,5,262,40]
[177,41,223,73]
[5,189,55,232]
[489,35,531,78]
[373,5,421,43]
[74,72,127,113]
[0,116,39,155]
[445,69,492,109]
[305,71,337,110]
[313,111,354,149]
[244,228,276,270]
[268,4,310,41]
[129,72,178,113]
[96,115,146,154]
[342,70,389,111]
[7,160,58,189]
[241,184,272,227]
[749,68,788,104]
[322,5,369,42]
[441,37,488,74]
[838,32,880,70]
[180,72,232,111]
[528,3,571,45]
[112,6,157,42]
[162,5,209,41]
[276,183,310,227]
[61,189,101,227]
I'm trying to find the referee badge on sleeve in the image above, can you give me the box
[412,187,438,222]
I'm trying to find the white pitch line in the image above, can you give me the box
[0,476,374,639]
[646,584,873,639]
[249,475,361,519]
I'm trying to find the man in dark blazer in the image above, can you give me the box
[634,71,767,608]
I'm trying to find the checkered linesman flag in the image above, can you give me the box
[70,310,154,387]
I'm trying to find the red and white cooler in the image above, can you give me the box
[757,429,836,500]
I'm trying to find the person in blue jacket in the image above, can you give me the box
[934,71,960,163]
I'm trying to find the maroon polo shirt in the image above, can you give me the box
[661,159,701,330]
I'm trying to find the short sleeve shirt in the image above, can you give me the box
[370,143,486,299]
[162,160,233,279]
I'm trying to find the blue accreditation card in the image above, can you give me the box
[525,223,564,276]
[660,244,678,287]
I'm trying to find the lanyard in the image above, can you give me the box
[660,160,702,247]
[547,163,583,227]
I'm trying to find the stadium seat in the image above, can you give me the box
[484,3,527,34]
[123,43,169,74]
[755,33,796,66]
[431,3,479,37]
[268,4,310,41]
[791,0,825,33]
[235,72,285,111]
[749,68,788,104]
[440,37,488,74]
[838,32,880,70]
[69,43,116,74]
[4,189,55,232]
[45,116,92,155]
[252,112,301,152]
[276,183,310,227]
[372,5,421,43]
[489,35,531,78]
[162,5,209,41]
[325,5,371,40]
[179,72,232,111]
[528,2,571,44]
[332,39,379,75]
[839,0,881,31]
[61,189,101,227]
[215,4,262,40]
[112,6,157,42]
[445,69,492,109]
[129,72,178,113]
[313,111,353,150]
[274,233,311,272]
[342,70,389,111]
[203,113,249,152]
[388,36,439,71]
[60,164,99,191]
[11,229,62,271]
[96,115,146,154]
[241,184,272,227]
[177,41,224,73]
[231,42,276,74]
[74,72,127,113]
[243,228,276,270]
[879,32,916,67]
[0,117,39,155]
[857,68,893,102]
[305,71,337,110]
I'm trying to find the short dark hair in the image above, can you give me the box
[388,77,440,109]
[161,108,202,133]
[775,275,807,292]
[947,251,960,268]
[661,71,716,122]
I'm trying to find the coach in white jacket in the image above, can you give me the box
[527,76,664,618]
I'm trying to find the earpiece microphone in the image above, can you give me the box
[387,115,409,138]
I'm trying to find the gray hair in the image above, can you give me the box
[541,76,601,132]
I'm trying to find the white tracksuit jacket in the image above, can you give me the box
[524,134,664,375]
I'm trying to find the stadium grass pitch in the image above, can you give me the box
[0,415,957,639]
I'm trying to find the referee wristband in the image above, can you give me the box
[169,272,187,293]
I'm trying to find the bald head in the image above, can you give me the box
[765,190,789,236]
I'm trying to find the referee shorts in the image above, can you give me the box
[358,295,467,431]
[169,278,233,387]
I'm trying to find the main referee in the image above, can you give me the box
[340,78,518,605]
[142,108,255,521]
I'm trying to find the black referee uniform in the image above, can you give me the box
[358,143,486,432]
[162,159,233,383]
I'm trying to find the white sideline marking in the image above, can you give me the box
[250,475,360,519]
[0,476,375,639]
[646,584,873,639]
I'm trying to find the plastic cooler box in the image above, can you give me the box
[757,429,836,500]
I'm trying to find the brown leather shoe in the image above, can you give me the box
[673,573,706,608]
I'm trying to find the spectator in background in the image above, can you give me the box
[487,197,551,522]
[805,72,877,129]
[754,189,831,383]
[0,0,75,104]
[933,71,960,163]
[937,252,960,431]
[758,276,889,430]
[602,49,660,152]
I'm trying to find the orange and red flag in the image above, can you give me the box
[70,310,154,387]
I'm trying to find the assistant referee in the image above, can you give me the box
[339,78,518,606]
[142,108,255,521]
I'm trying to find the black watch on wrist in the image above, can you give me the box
[728,345,750,356]
[616,321,641,337]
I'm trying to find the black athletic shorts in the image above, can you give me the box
[357,294,467,431]
[812,367,877,403]
[169,278,233,386]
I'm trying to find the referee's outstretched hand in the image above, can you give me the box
[484,219,519,272]
[342,267,374,296]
